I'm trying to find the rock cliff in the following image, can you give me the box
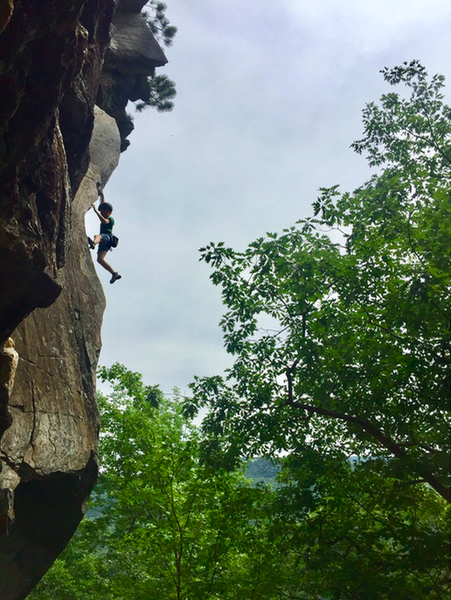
[0,1,168,598]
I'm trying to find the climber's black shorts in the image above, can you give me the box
[98,233,114,252]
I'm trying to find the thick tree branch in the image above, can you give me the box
[282,396,450,502]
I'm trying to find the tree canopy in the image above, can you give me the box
[29,364,449,600]
[29,366,292,600]
[187,61,450,503]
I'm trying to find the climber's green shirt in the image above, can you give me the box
[100,217,114,235]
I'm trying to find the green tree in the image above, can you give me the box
[143,1,178,47]
[273,450,450,599]
[29,362,449,599]
[135,73,176,113]
[29,365,291,600]
[188,61,450,504]
[137,2,177,113]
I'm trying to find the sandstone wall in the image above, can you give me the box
[0,1,168,598]
[0,0,115,343]
[0,106,120,600]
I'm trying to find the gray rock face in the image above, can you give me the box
[116,0,148,13]
[109,12,168,70]
[0,338,17,439]
[98,3,168,150]
[0,0,13,34]
[0,0,115,343]
[0,1,167,596]
[0,107,120,600]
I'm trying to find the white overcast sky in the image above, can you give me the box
[86,0,451,394]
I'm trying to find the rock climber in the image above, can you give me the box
[88,184,121,284]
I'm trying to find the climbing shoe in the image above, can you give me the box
[88,237,95,249]
[110,272,122,284]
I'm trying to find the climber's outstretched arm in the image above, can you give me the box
[92,203,110,224]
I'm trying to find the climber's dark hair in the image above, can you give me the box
[99,202,113,212]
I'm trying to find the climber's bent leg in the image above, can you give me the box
[97,250,115,275]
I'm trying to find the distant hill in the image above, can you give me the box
[245,457,280,486]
